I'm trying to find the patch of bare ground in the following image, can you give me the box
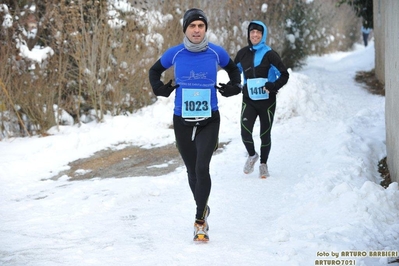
[52,143,182,181]
[354,69,391,188]
[355,69,385,96]
[52,142,228,181]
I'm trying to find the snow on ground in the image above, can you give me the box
[0,41,398,266]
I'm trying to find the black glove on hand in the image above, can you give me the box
[154,80,179,97]
[265,82,278,94]
[215,81,242,97]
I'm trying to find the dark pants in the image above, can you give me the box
[173,111,220,221]
[363,33,369,47]
[241,96,276,164]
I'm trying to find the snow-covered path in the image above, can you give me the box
[1,42,398,266]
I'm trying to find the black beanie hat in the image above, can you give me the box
[248,23,264,34]
[183,8,208,33]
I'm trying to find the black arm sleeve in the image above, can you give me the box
[222,59,241,85]
[149,59,167,93]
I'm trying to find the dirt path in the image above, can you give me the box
[53,144,183,181]
[52,142,228,181]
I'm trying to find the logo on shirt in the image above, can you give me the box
[182,70,207,80]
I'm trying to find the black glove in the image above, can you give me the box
[265,82,278,94]
[215,81,242,97]
[154,80,179,97]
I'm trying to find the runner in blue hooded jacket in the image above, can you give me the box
[234,20,289,178]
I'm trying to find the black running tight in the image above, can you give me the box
[241,97,276,164]
[173,111,220,221]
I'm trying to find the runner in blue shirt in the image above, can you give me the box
[361,25,371,47]
[149,8,241,241]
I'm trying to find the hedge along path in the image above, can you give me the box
[0,78,31,137]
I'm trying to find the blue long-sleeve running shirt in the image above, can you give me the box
[149,43,240,116]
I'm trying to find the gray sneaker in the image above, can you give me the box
[194,206,210,241]
[243,152,259,174]
[259,163,270,179]
[193,221,209,241]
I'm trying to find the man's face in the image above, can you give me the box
[185,20,206,44]
[249,29,262,45]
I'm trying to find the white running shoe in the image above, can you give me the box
[243,152,259,174]
[193,221,209,241]
[259,163,270,179]
[193,205,210,241]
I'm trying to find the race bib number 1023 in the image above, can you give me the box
[182,88,211,118]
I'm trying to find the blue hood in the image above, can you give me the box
[248,20,268,48]
[248,20,271,67]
